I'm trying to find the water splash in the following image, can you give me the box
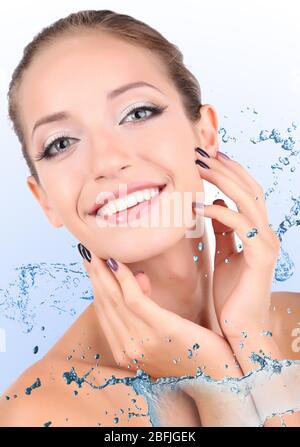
[220,118,299,282]
[16,353,297,427]
[0,262,93,333]
[274,196,300,281]
[250,123,299,200]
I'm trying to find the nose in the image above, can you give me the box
[87,133,133,179]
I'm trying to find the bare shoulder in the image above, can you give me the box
[0,355,152,427]
[270,291,300,360]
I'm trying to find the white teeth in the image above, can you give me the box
[97,186,162,216]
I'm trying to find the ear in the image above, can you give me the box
[194,104,219,157]
[26,176,63,228]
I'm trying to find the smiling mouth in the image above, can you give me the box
[92,183,167,218]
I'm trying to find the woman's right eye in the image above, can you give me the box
[34,135,78,161]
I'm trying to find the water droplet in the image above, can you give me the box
[33,345,39,355]
[113,417,119,424]
[260,330,273,337]
[241,331,248,338]
[224,257,230,264]
[193,343,200,350]
[287,308,292,314]
[197,241,204,251]
[246,227,258,238]
[193,255,199,262]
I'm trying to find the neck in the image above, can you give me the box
[127,224,213,327]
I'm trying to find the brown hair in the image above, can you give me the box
[7,9,202,184]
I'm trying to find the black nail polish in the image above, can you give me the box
[106,257,118,272]
[195,147,210,158]
[195,159,210,169]
[77,243,92,263]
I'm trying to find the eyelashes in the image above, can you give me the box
[33,103,168,162]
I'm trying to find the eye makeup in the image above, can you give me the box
[33,101,168,162]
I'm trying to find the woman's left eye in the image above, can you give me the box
[121,104,167,124]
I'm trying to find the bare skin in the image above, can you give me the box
[0,272,299,426]
[1,31,299,426]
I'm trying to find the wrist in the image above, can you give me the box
[220,313,273,341]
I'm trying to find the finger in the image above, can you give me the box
[92,301,125,367]
[204,203,280,268]
[79,252,137,362]
[212,199,238,265]
[202,203,266,256]
[88,251,123,308]
[195,157,270,233]
[215,152,269,221]
[106,258,171,327]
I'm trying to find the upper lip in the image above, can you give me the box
[88,181,166,215]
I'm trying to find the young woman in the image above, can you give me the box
[1,9,299,427]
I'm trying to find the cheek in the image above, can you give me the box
[42,172,79,217]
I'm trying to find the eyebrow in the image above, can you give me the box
[31,81,164,139]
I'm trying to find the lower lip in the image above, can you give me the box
[94,185,167,225]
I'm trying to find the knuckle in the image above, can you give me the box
[123,343,139,361]
[114,351,127,367]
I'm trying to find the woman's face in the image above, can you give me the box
[20,31,219,262]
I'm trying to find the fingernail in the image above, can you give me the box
[106,257,118,272]
[195,159,210,169]
[195,147,210,158]
[77,243,92,263]
[213,199,226,205]
[217,151,231,160]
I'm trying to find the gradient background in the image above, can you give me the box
[0,0,299,395]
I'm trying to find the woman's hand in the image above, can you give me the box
[193,149,281,340]
[79,251,240,381]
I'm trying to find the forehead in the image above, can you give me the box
[18,31,172,141]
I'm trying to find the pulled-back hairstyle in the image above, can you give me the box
[7,9,202,184]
